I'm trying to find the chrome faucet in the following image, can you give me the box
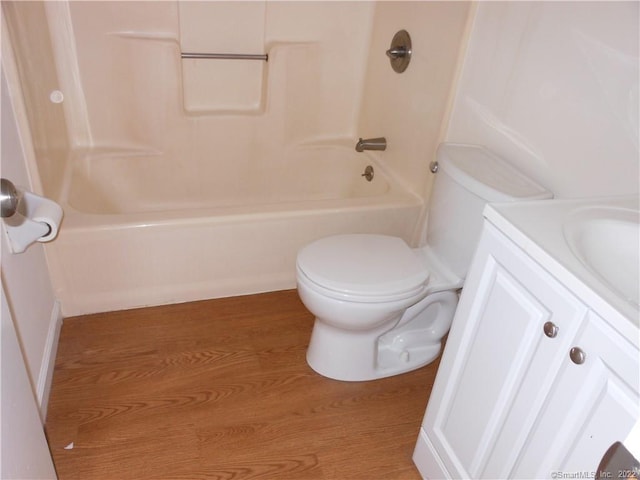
[355,137,386,152]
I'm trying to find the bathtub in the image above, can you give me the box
[46,143,424,316]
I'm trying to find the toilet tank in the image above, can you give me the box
[426,143,552,280]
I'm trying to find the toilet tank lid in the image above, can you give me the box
[437,143,553,202]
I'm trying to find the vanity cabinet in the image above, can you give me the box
[413,221,639,479]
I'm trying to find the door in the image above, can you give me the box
[1,284,57,479]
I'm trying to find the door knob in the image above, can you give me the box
[1,178,19,218]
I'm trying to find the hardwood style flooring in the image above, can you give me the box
[46,290,441,479]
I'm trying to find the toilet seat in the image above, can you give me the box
[296,234,430,302]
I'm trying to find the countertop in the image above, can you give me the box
[484,195,639,341]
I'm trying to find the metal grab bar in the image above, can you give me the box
[181,52,268,61]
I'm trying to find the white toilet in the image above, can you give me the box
[296,143,553,381]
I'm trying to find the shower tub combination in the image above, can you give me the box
[47,143,423,316]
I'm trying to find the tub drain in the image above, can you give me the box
[361,165,374,182]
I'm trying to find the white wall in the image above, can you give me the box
[2,1,71,200]
[446,1,639,198]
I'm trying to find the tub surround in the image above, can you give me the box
[4,1,472,202]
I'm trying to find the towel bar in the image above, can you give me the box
[181,52,268,61]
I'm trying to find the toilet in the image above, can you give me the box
[296,143,553,381]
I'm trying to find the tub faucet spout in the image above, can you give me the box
[355,137,386,152]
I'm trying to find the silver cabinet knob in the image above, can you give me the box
[569,347,586,365]
[543,321,559,338]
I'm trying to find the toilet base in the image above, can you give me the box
[306,317,444,382]
[305,290,459,381]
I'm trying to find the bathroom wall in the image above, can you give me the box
[446,1,639,198]
[359,1,472,202]
[2,2,71,200]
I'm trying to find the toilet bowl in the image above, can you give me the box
[296,143,553,381]
[296,235,462,381]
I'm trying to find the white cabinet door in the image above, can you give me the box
[418,223,587,478]
[512,311,639,478]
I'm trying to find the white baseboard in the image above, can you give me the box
[36,300,62,420]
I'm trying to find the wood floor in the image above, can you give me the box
[46,290,440,479]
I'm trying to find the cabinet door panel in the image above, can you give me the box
[438,262,547,474]
[513,312,639,478]
[425,225,587,478]
[423,226,586,478]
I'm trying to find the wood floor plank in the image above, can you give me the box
[46,290,438,479]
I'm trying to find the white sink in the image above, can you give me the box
[485,195,640,327]
[563,206,639,307]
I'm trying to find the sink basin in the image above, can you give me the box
[564,207,640,307]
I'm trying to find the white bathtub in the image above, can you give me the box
[47,144,424,316]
